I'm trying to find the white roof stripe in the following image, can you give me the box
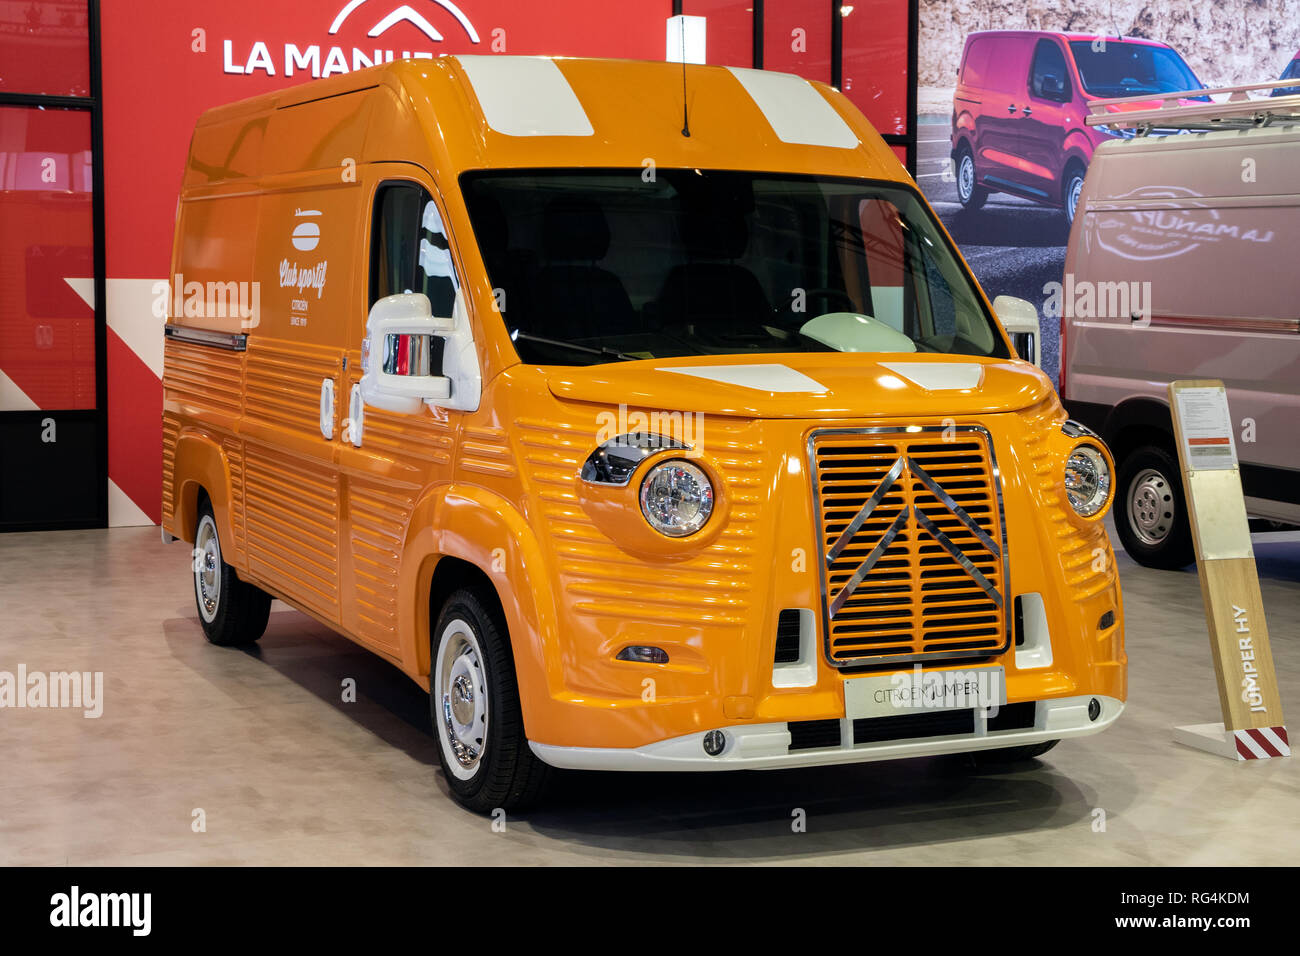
[726,67,859,149]
[454,56,594,137]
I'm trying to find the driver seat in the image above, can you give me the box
[656,211,770,339]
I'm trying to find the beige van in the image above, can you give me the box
[1062,81,1300,568]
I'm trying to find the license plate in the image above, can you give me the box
[844,666,1006,720]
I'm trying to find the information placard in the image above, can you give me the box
[1169,380,1287,760]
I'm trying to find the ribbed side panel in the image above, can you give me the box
[243,444,339,621]
[362,406,455,465]
[243,338,336,434]
[224,436,246,563]
[162,339,243,417]
[514,416,762,628]
[161,416,180,527]
[1021,401,1116,603]
[348,478,415,648]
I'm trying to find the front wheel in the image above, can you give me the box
[193,500,271,646]
[1114,444,1196,570]
[431,587,550,813]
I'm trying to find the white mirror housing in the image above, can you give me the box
[993,295,1042,368]
[359,292,481,414]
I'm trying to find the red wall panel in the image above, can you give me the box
[842,0,910,135]
[684,0,752,68]
[763,0,831,83]
[0,0,91,97]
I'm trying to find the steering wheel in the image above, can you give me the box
[800,288,859,315]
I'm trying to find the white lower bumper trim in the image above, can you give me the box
[529,694,1124,772]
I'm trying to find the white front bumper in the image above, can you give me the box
[529,694,1124,772]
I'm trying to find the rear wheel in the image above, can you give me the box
[955,148,988,211]
[1063,164,1086,225]
[430,587,550,813]
[193,500,271,646]
[1114,444,1195,570]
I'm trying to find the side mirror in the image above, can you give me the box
[993,295,1042,368]
[359,293,453,414]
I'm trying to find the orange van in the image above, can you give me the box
[161,56,1126,811]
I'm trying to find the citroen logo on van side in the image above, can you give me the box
[292,209,322,251]
[328,0,481,43]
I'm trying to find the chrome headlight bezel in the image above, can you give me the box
[1064,443,1113,519]
[638,459,715,538]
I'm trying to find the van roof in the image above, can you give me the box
[186,56,902,189]
[964,30,1172,48]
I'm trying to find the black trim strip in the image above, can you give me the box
[0,3,108,533]
[0,92,94,108]
[752,0,764,70]
[90,0,108,530]
[906,0,918,174]
[830,0,843,90]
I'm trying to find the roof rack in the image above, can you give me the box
[1085,79,1300,135]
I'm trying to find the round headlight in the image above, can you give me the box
[1064,444,1112,518]
[639,459,714,537]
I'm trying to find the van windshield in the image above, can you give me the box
[1068,41,1203,98]
[461,169,1008,367]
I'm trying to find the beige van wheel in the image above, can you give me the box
[1114,445,1195,570]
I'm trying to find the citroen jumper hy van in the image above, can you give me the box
[1063,81,1300,570]
[951,31,1204,223]
[162,56,1126,812]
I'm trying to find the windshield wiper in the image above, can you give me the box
[510,330,639,363]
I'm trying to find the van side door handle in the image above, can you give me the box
[319,377,336,440]
[1007,103,1017,113]
[1022,106,1033,116]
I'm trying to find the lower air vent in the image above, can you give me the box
[852,709,975,744]
[774,609,802,664]
[986,701,1037,732]
[788,718,842,751]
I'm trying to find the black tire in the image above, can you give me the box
[193,499,271,646]
[1114,443,1196,570]
[955,147,988,211]
[974,739,1060,763]
[430,586,550,813]
[1063,164,1086,226]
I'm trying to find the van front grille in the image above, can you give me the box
[808,426,1009,668]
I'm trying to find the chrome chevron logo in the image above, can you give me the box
[826,456,1003,617]
[328,0,481,43]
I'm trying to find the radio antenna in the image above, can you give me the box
[680,27,692,137]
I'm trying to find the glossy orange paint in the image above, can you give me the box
[160,57,1125,753]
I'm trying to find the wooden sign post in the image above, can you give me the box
[1169,380,1288,760]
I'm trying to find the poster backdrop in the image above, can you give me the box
[914,0,1300,387]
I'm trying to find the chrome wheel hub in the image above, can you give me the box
[195,517,221,622]
[437,623,489,776]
